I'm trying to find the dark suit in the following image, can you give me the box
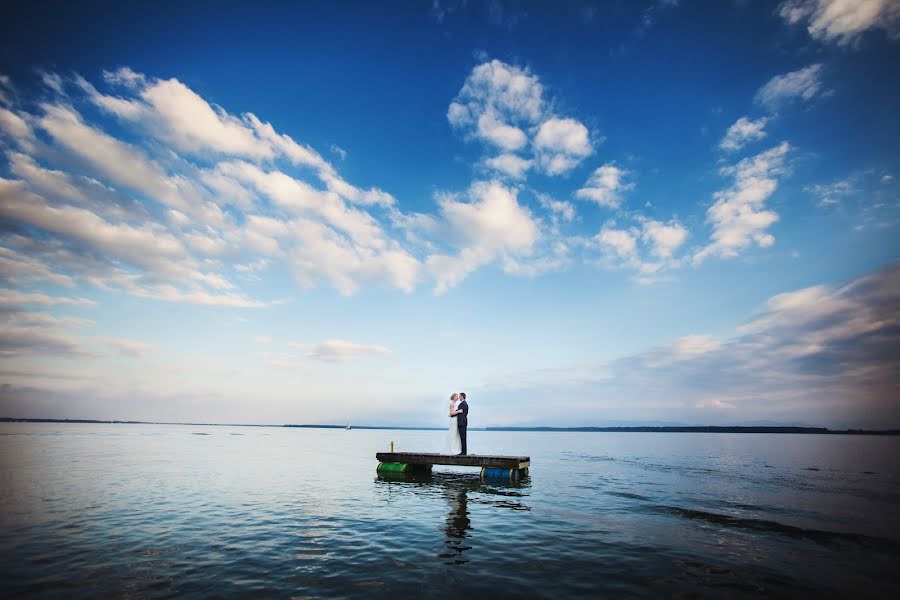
[456,400,468,455]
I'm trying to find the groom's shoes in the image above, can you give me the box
[458,452,466,455]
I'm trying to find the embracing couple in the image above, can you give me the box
[445,392,468,455]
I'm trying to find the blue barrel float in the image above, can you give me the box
[481,466,527,481]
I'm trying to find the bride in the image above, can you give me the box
[444,393,462,455]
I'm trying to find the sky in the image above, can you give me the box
[0,0,898,429]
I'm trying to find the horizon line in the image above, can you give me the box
[1,417,898,434]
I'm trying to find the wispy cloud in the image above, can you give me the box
[304,339,392,363]
[479,262,900,428]
[755,64,825,110]
[105,337,155,358]
[777,0,900,46]
[719,116,769,152]
[575,164,633,209]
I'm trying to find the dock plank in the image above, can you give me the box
[376,452,530,469]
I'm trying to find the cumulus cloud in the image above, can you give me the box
[537,194,576,224]
[755,64,825,110]
[777,0,900,45]
[641,218,688,259]
[586,215,689,283]
[304,339,392,362]
[427,182,540,293]
[448,60,543,144]
[719,116,769,152]
[533,117,593,175]
[575,164,634,209]
[694,142,790,263]
[449,59,592,178]
[595,226,638,260]
[484,153,533,179]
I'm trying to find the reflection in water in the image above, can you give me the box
[375,470,531,566]
[441,477,477,564]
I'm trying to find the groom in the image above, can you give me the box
[457,392,468,455]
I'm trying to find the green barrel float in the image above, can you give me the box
[377,462,410,474]
[480,466,523,481]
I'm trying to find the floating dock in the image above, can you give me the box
[376,452,530,480]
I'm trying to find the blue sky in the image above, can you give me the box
[1,0,898,428]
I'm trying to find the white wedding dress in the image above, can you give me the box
[444,401,462,455]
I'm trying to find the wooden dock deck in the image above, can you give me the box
[375,452,530,470]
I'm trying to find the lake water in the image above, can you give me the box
[1,423,898,598]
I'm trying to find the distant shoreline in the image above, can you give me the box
[1,418,898,435]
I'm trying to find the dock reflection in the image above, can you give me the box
[375,469,531,565]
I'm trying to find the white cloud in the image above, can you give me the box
[755,64,824,110]
[428,181,540,293]
[575,164,634,209]
[777,0,900,45]
[0,74,14,106]
[330,144,347,160]
[0,108,35,144]
[0,245,76,288]
[482,263,900,428]
[0,179,193,281]
[304,339,392,362]
[84,68,395,213]
[287,217,421,295]
[0,290,96,306]
[476,112,528,151]
[806,177,857,206]
[3,64,418,304]
[670,334,722,360]
[448,60,544,134]
[586,215,689,282]
[694,142,790,263]
[1,305,97,358]
[641,219,688,259]
[86,73,273,159]
[102,67,147,88]
[0,325,93,357]
[719,116,769,152]
[36,104,200,214]
[533,117,593,175]
[105,337,154,358]
[448,59,592,178]
[595,226,638,260]
[218,161,387,249]
[438,183,539,253]
[484,153,533,179]
[537,194,575,223]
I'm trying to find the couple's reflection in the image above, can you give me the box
[375,470,530,565]
[440,476,478,564]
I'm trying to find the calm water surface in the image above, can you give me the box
[1,423,899,598]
